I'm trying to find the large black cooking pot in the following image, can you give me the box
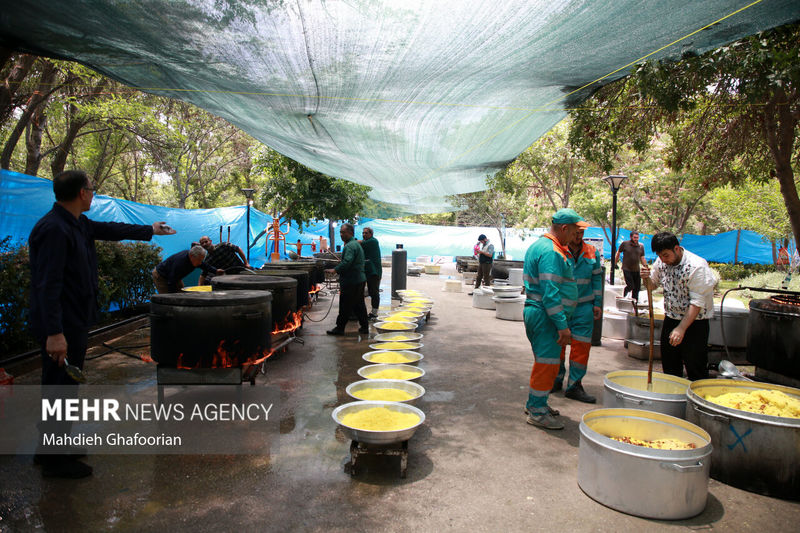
[150,290,271,368]
[747,298,800,379]
[211,275,297,329]
[267,260,326,284]
[491,259,524,280]
[248,268,310,308]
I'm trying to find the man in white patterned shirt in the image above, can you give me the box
[641,232,716,380]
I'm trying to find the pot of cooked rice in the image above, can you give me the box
[604,370,691,418]
[362,350,423,365]
[578,408,712,519]
[357,363,425,381]
[332,400,426,444]
[686,379,800,499]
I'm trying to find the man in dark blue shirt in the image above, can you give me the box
[152,245,222,293]
[28,169,176,478]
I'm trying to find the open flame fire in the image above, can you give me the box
[308,284,321,295]
[176,340,274,369]
[273,309,303,334]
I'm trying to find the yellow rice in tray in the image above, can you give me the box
[705,389,800,418]
[380,334,414,341]
[383,314,418,322]
[377,322,414,330]
[367,368,422,380]
[611,436,697,450]
[350,388,416,402]
[374,341,418,350]
[340,407,420,431]
[387,311,419,318]
[367,352,416,363]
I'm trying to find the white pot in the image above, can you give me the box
[508,268,524,286]
[472,288,496,310]
[492,295,525,321]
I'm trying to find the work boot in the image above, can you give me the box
[564,381,596,404]
[358,326,370,335]
[526,412,565,430]
[550,380,563,393]
[524,406,559,417]
[326,328,344,336]
[41,456,92,479]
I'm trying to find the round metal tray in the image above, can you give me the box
[345,379,425,404]
[362,350,423,365]
[332,401,426,444]
[373,332,423,342]
[369,341,423,351]
[357,363,425,380]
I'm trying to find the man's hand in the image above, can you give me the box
[152,222,176,235]
[46,333,68,367]
[325,268,336,274]
[244,263,251,269]
[668,326,685,346]
[640,265,651,279]
[593,306,602,320]
[216,269,225,275]
[556,328,571,347]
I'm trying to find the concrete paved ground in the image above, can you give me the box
[1,265,798,532]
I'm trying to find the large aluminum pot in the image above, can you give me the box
[578,408,712,520]
[686,379,800,499]
[604,370,691,418]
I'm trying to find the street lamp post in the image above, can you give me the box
[602,174,627,286]
[241,188,255,262]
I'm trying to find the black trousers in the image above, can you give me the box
[660,317,709,381]
[366,275,381,311]
[336,281,369,330]
[622,269,642,301]
[475,262,492,289]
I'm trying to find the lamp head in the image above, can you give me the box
[602,174,627,192]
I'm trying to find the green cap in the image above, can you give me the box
[551,208,584,224]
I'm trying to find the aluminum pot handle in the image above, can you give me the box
[660,461,704,473]
[615,392,653,406]
[689,401,730,423]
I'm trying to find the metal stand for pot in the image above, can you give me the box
[345,439,409,478]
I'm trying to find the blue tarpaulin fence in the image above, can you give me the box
[0,170,783,266]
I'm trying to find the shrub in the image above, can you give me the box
[0,238,34,354]
[708,262,776,281]
[739,272,799,300]
[0,238,162,357]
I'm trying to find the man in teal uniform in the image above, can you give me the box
[523,208,582,429]
[552,220,603,403]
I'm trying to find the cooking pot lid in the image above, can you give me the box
[211,274,298,289]
[254,269,309,279]
[749,297,800,316]
[151,289,271,306]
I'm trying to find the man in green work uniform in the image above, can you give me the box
[359,226,383,319]
[325,222,369,335]
[523,208,582,430]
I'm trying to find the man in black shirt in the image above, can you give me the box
[615,230,648,301]
[196,235,249,284]
[29,170,176,478]
[152,245,222,293]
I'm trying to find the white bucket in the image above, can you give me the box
[472,288,496,310]
[493,295,525,321]
[508,268,523,286]
[443,279,462,292]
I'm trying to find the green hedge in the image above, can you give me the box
[0,238,162,356]
[708,262,777,281]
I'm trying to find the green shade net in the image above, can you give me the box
[2,1,798,212]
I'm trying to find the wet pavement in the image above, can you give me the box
[1,265,799,532]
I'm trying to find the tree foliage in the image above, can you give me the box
[569,21,800,245]
[252,146,371,230]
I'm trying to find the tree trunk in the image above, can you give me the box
[0,60,57,170]
[24,106,46,175]
[50,78,108,177]
[0,54,36,125]
[762,88,800,252]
